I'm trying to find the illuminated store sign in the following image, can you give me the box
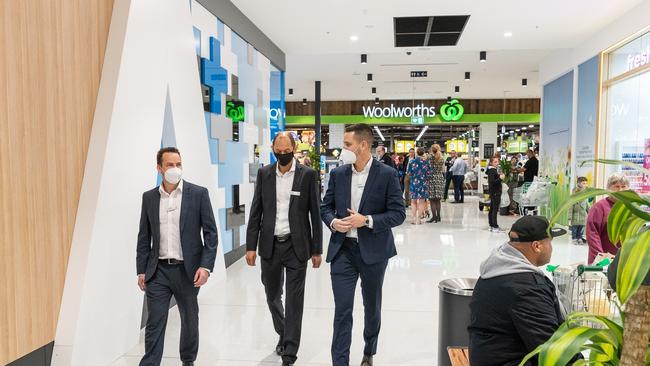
[226,100,245,122]
[362,104,436,119]
[626,45,650,72]
[440,99,464,122]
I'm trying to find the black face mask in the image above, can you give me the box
[275,152,294,166]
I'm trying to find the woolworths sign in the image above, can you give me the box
[362,104,436,119]
[361,100,464,122]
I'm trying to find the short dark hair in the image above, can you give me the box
[345,123,374,145]
[409,148,415,152]
[577,176,588,183]
[416,148,425,156]
[157,147,181,166]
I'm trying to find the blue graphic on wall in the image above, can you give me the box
[200,37,228,114]
[576,56,600,184]
[269,68,285,163]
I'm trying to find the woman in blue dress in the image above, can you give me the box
[407,147,431,224]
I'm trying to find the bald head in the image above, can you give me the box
[273,132,296,154]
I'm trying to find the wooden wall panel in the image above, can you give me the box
[286,98,541,116]
[0,0,114,363]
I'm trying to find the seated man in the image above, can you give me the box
[468,216,577,366]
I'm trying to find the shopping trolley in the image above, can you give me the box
[551,265,620,326]
[512,180,552,216]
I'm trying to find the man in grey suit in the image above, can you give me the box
[136,147,218,366]
[246,132,323,366]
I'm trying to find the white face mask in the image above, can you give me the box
[164,167,182,185]
[339,147,358,165]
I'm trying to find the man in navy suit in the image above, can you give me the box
[321,124,406,366]
[136,147,218,366]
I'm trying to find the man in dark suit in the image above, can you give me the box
[375,145,396,170]
[246,132,323,366]
[136,147,218,366]
[443,151,456,201]
[321,124,406,366]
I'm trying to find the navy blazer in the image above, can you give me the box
[136,180,219,282]
[321,159,406,264]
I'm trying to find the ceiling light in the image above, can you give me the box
[529,124,534,128]
[367,73,373,82]
[361,54,367,64]
[374,97,379,105]
[504,32,513,38]
[302,98,307,106]
[465,72,470,81]
[416,126,429,141]
[374,126,385,141]
[522,78,528,87]
[454,86,460,93]
[447,96,452,102]
[288,88,293,96]
[522,127,528,130]
[516,129,521,132]
[350,35,359,41]
[372,87,376,95]
[480,51,487,62]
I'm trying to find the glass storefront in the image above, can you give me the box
[601,29,650,193]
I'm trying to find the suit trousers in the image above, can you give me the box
[444,172,453,200]
[261,239,308,363]
[453,175,465,202]
[330,239,388,366]
[404,175,411,207]
[140,262,200,366]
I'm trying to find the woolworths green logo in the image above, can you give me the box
[440,99,464,121]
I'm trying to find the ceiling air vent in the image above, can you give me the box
[394,15,469,47]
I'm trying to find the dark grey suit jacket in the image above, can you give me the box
[136,180,218,282]
[246,161,322,262]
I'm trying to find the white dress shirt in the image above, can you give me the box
[159,180,183,260]
[342,157,374,239]
[274,159,296,236]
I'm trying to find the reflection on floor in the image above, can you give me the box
[113,197,587,365]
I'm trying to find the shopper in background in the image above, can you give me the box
[426,144,445,223]
[508,156,520,214]
[468,216,579,366]
[586,174,629,264]
[136,147,218,366]
[396,155,406,193]
[375,145,396,169]
[403,148,416,208]
[569,177,589,246]
[321,123,405,366]
[449,153,468,203]
[443,150,456,201]
[520,149,539,183]
[487,156,505,233]
[407,148,431,225]
[245,132,322,366]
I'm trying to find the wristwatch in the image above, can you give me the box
[364,216,370,227]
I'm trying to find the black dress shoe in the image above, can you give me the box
[361,355,373,366]
[282,362,294,366]
[182,362,194,366]
[275,344,285,356]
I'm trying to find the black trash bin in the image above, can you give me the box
[438,278,476,366]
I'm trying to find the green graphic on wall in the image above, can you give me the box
[440,99,464,122]
[226,100,245,122]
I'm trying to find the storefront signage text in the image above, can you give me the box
[626,45,650,72]
[362,104,436,119]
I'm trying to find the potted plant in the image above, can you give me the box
[520,160,650,366]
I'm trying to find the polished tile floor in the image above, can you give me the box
[113,197,587,365]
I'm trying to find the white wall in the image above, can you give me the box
[52,0,275,364]
[540,0,650,85]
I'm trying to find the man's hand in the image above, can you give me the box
[137,274,146,291]
[343,209,367,229]
[332,218,352,233]
[499,173,505,180]
[311,254,322,268]
[193,268,210,287]
[245,250,257,266]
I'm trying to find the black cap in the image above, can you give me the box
[509,215,566,242]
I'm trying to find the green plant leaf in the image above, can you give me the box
[565,312,623,346]
[549,188,610,229]
[519,344,542,366]
[609,190,650,222]
[621,217,646,246]
[607,201,631,244]
[582,158,650,176]
[538,326,602,366]
[616,229,650,304]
